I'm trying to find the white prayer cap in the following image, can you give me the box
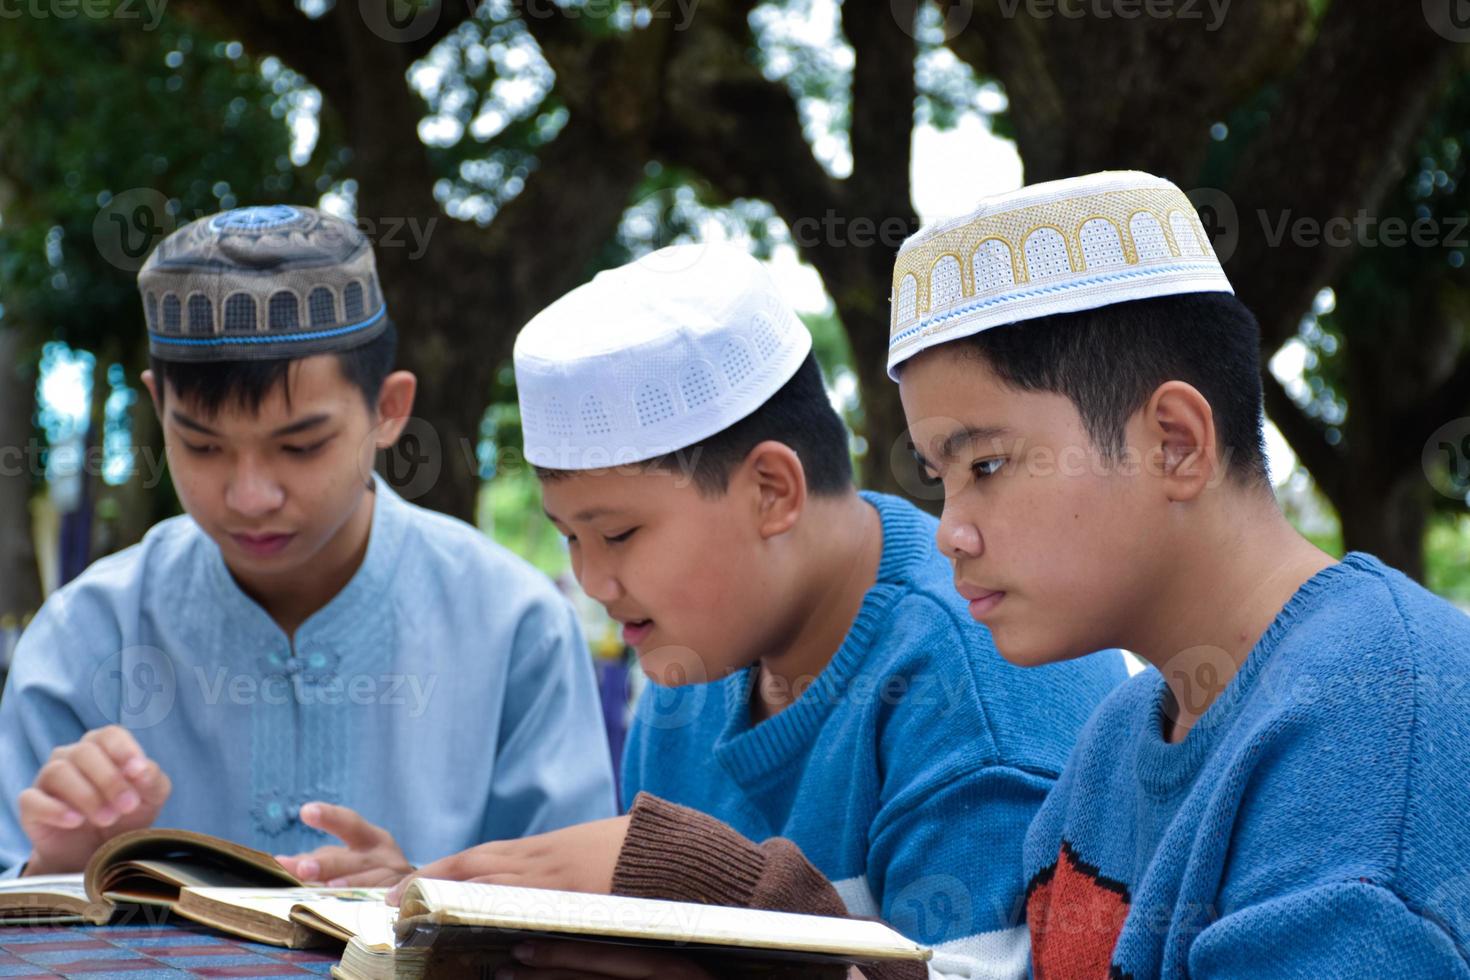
[886,170,1233,380]
[515,243,812,471]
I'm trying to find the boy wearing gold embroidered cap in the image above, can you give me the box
[891,171,1470,976]
[0,206,616,881]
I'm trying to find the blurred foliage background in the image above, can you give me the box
[1,0,1467,628]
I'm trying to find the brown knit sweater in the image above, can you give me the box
[612,793,929,980]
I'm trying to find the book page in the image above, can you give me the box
[87,828,299,901]
[0,873,105,926]
[293,894,398,949]
[185,886,387,927]
[398,880,928,962]
[0,874,89,900]
[121,859,277,891]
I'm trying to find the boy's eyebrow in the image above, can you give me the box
[169,411,332,439]
[169,411,219,436]
[543,506,626,524]
[269,413,332,438]
[939,424,1012,460]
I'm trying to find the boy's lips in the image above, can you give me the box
[956,582,1006,620]
[618,619,655,647]
[230,532,297,558]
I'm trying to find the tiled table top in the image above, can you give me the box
[0,923,340,979]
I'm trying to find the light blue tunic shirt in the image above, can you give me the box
[0,476,617,875]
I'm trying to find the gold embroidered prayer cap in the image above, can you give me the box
[886,171,1234,380]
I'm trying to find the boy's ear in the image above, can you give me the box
[140,369,162,416]
[740,440,807,540]
[370,371,417,449]
[1143,381,1219,502]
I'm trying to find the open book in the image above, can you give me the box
[178,886,396,948]
[0,828,298,927]
[332,878,931,979]
[0,828,396,949]
[0,874,105,925]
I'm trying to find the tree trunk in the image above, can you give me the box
[108,377,168,549]
[0,327,42,620]
[1336,468,1431,582]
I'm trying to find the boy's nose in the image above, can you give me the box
[576,550,623,604]
[937,512,983,561]
[225,460,285,518]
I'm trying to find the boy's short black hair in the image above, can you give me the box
[952,292,1270,486]
[149,320,398,416]
[536,352,855,497]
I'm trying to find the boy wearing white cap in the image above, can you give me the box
[483,173,1470,980]
[357,242,1128,980]
[0,206,617,880]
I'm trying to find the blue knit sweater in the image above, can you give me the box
[1023,553,1470,978]
[623,492,1129,978]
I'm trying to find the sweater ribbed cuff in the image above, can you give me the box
[612,794,928,980]
[612,792,765,908]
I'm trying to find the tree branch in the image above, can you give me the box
[653,59,844,233]
[1225,0,1464,353]
[940,0,1309,182]
[843,0,917,219]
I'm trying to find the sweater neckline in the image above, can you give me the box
[712,492,935,782]
[1133,552,1380,797]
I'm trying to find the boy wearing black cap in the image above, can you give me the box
[0,206,616,879]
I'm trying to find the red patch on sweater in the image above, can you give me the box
[1026,841,1131,979]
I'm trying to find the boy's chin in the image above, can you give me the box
[216,534,312,577]
[989,627,1083,669]
[635,643,739,687]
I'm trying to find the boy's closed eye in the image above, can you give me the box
[282,437,334,456]
[560,528,639,546]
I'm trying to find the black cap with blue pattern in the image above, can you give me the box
[138,205,389,362]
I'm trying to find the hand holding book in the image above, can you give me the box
[19,725,173,876]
